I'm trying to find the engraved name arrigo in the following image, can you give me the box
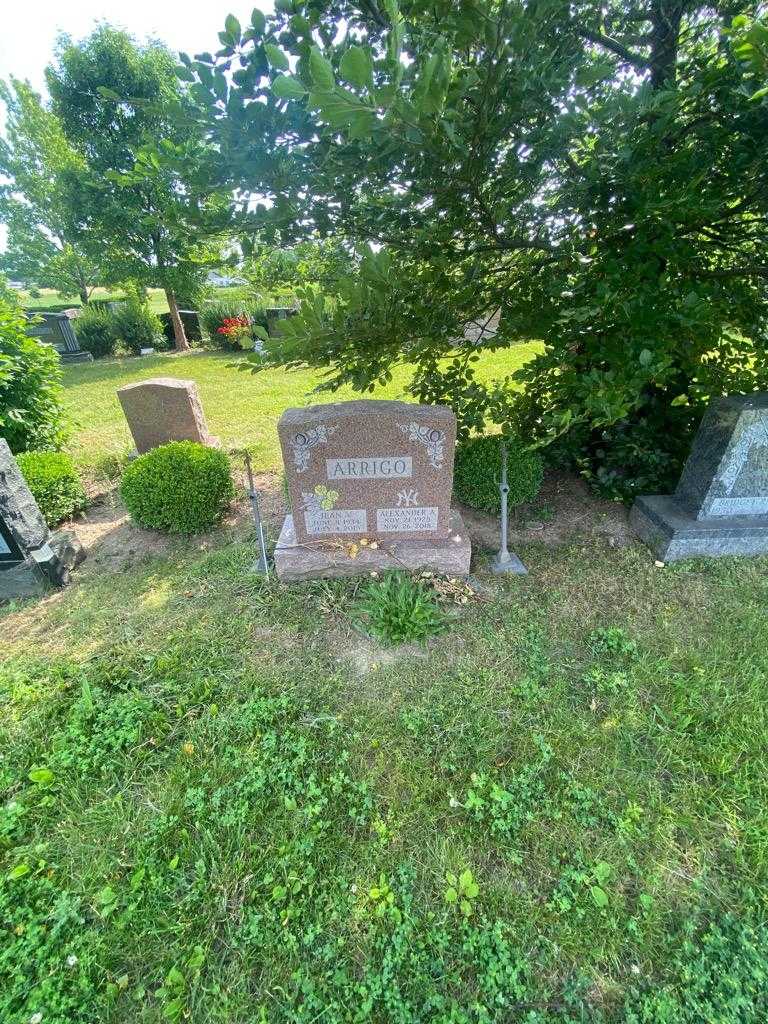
[326,456,412,480]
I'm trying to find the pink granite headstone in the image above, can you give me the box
[278,399,458,545]
[117,377,219,455]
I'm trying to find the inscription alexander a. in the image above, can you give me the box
[326,456,412,481]
[376,506,439,532]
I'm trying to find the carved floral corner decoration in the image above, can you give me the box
[290,424,337,473]
[398,422,446,469]
[302,485,340,512]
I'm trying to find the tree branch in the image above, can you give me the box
[579,28,651,70]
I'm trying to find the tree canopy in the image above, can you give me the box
[46,26,229,350]
[0,79,100,304]
[187,0,768,497]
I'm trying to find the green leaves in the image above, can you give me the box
[309,47,335,91]
[445,869,480,917]
[251,8,266,35]
[264,43,289,71]
[272,75,306,100]
[339,46,373,90]
[7,863,30,881]
[224,14,241,43]
[28,767,55,785]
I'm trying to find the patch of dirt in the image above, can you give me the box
[459,469,632,553]
[64,469,288,575]
[340,636,431,678]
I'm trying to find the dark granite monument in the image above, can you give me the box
[274,399,471,580]
[0,440,85,600]
[26,310,93,364]
[630,393,768,561]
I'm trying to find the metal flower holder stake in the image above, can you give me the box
[491,438,528,575]
[245,452,269,576]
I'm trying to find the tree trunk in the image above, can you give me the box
[165,288,190,352]
[79,286,89,305]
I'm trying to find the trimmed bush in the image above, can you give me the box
[74,302,163,357]
[121,441,234,534]
[453,433,543,514]
[73,305,116,358]
[16,451,87,525]
[1,296,66,453]
[110,302,163,355]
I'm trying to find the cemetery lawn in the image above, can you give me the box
[61,345,541,483]
[2,535,767,1022]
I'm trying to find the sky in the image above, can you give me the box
[0,0,275,252]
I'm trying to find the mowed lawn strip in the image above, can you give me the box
[1,537,767,1021]
[61,345,541,476]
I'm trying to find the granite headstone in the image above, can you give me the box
[117,377,220,456]
[630,393,768,560]
[274,399,471,580]
[26,311,93,363]
[0,440,85,599]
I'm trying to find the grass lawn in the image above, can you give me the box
[61,346,541,479]
[2,345,767,1023]
[2,535,767,1022]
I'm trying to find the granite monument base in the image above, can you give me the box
[630,494,768,561]
[0,530,85,602]
[274,510,472,582]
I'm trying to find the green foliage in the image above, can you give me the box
[120,441,234,533]
[198,298,268,350]
[3,534,768,1021]
[454,434,543,515]
[0,79,100,303]
[15,450,87,526]
[109,301,163,355]
[193,0,768,499]
[0,292,66,453]
[241,238,353,299]
[71,305,116,358]
[73,301,163,357]
[623,907,768,1023]
[353,571,446,646]
[45,26,229,350]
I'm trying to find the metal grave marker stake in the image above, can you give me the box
[491,439,528,575]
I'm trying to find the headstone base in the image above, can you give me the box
[0,530,85,602]
[274,510,471,582]
[630,495,768,561]
[60,351,94,364]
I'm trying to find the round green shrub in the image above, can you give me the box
[453,434,543,514]
[74,306,116,358]
[16,451,88,526]
[120,441,234,534]
[1,295,66,453]
[111,301,163,355]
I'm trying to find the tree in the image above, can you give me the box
[188,1,768,498]
[242,238,353,296]
[47,27,228,351]
[0,277,66,453]
[0,79,100,304]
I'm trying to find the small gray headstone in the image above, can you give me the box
[631,394,768,561]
